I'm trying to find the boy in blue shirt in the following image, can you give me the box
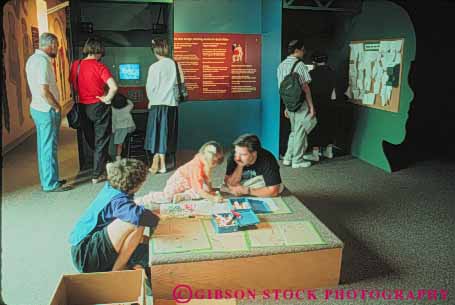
[69,158,159,273]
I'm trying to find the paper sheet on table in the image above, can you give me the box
[248,221,325,248]
[160,201,230,217]
[151,219,211,253]
[261,197,279,211]
[203,219,249,252]
[233,196,290,214]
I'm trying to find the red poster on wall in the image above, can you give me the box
[174,33,261,101]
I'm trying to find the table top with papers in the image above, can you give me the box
[148,190,344,265]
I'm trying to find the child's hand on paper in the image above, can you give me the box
[211,193,224,203]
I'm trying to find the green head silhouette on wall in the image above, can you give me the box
[345,0,416,172]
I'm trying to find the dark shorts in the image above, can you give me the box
[71,226,150,273]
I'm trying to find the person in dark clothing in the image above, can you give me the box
[224,134,283,197]
[70,37,118,184]
[307,51,337,161]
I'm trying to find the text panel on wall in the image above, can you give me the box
[174,32,261,100]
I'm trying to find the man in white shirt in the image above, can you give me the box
[277,39,317,168]
[25,32,72,192]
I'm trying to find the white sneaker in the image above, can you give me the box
[92,174,107,184]
[292,161,312,168]
[303,153,319,162]
[158,167,167,174]
[323,145,334,159]
[282,159,291,166]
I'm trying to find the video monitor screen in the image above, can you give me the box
[119,64,140,80]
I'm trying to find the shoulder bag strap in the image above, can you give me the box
[73,60,82,103]
[290,59,301,75]
[174,59,183,86]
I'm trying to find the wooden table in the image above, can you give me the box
[148,191,343,301]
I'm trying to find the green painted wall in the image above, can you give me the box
[260,0,282,156]
[174,0,263,150]
[345,0,416,172]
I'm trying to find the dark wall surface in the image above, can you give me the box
[282,1,453,171]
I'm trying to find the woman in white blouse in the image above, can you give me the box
[144,39,184,174]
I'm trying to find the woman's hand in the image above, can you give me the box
[96,95,112,104]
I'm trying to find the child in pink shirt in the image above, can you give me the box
[138,141,224,204]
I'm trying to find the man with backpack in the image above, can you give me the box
[277,39,317,168]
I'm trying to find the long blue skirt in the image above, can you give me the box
[144,105,178,154]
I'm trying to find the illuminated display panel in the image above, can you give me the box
[119,63,140,80]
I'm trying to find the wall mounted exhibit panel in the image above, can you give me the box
[345,0,416,172]
[347,38,404,113]
[174,32,261,101]
[174,0,263,150]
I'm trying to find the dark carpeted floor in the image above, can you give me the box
[2,127,454,305]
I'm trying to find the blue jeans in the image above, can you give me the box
[30,108,61,191]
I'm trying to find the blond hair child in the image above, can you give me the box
[137,141,224,204]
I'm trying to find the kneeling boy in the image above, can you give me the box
[69,158,159,272]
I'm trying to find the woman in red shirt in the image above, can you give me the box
[70,37,118,184]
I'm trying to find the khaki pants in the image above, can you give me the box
[284,104,317,164]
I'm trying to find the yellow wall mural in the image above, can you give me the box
[2,0,70,153]
[47,0,71,110]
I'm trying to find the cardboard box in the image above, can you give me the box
[49,269,146,305]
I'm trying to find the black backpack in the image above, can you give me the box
[279,60,304,112]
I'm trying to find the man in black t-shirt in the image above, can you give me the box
[224,134,283,197]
